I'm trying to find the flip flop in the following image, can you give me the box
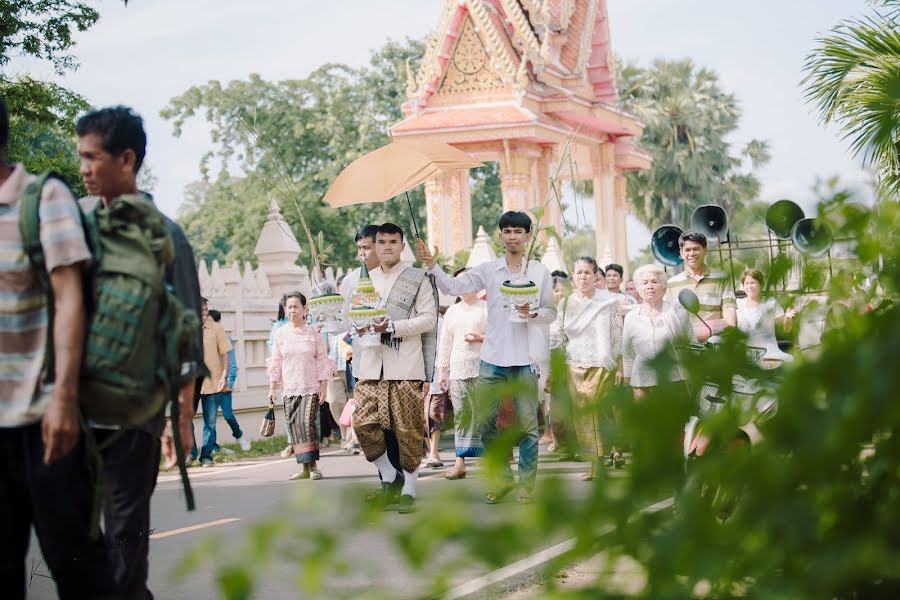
[485,483,516,504]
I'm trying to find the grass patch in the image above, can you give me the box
[159,434,289,470]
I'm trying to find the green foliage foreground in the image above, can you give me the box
[175,189,898,599]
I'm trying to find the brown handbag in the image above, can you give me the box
[259,401,276,437]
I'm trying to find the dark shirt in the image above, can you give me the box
[81,194,207,436]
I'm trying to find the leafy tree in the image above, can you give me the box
[469,160,503,235]
[164,38,427,269]
[0,0,105,74]
[803,0,900,197]
[1,1,128,191]
[619,59,771,229]
[1,76,89,195]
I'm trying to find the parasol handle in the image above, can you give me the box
[404,191,421,239]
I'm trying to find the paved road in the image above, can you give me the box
[25,441,596,599]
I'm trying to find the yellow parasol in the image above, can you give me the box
[322,139,483,237]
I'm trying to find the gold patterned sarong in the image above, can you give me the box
[568,366,614,459]
[353,380,425,473]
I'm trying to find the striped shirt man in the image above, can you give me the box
[0,165,91,426]
[666,265,736,336]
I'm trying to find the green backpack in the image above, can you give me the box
[19,172,199,425]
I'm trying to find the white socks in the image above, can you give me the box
[371,454,418,497]
[372,452,398,483]
[401,469,418,497]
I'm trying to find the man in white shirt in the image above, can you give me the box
[605,263,637,305]
[340,224,380,313]
[353,223,438,514]
[416,211,556,503]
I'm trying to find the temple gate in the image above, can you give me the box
[392,0,650,267]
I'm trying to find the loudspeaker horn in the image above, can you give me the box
[651,224,684,267]
[690,205,729,242]
[766,199,805,240]
[791,218,833,257]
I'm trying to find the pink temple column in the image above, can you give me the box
[424,170,472,258]
[592,142,618,263]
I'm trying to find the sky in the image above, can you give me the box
[9,0,874,255]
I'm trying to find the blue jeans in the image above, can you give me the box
[218,391,244,440]
[478,361,540,492]
[200,392,243,460]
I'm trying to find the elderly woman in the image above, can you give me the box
[737,268,794,366]
[268,292,334,480]
[552,256,623,479]
[622,265,696,401]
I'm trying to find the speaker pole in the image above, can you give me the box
[720,233,738,297]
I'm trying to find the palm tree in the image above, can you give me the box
[619,59,770,229]
[803,1,900,197]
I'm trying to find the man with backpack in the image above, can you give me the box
[0,98,116,598]
[75,106,205,599]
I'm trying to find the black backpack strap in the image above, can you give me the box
[168,388,196,512]
[159,288,195,512]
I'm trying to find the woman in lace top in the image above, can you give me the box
[268,292,334,481]
[436,268,488,479]
[622,264,696,398]
[737,269,794,365]
[552,257,624,479]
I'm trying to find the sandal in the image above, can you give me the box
[310,469,323,480]
[444,471,466,480]
[289,471,310,481]
[485,483,516,504]
[425,458,443,468]
[516,493,534,504]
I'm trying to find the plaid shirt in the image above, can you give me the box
[1,166,91,426]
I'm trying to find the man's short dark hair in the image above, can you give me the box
[200,297,208,306]
[208,309,222,323]
[679,231,708,249]
[75,106,147,172]
[355,225,379,243]
[377,222,405,241]
[605,263,624,277]
[0,97,8,150]
[550,270,569,279]
[498,211,532,233]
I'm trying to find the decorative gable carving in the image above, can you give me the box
[435,16,508,99]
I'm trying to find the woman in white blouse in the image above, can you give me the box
[737,268,794,366]
[436,268,488,480]
[552,257,623,479]
[622,265,696,400]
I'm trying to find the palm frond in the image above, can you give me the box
[803,11,900,194]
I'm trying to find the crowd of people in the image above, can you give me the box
[0,96,802,599]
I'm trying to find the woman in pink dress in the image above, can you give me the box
[268,292,334,480]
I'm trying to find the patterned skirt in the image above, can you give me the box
[568,366,614,459]
[449,378,483,458]
[285,394,320,464]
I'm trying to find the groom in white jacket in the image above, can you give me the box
[417,211,555,503]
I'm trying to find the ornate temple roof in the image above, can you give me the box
[393,0,649,172]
